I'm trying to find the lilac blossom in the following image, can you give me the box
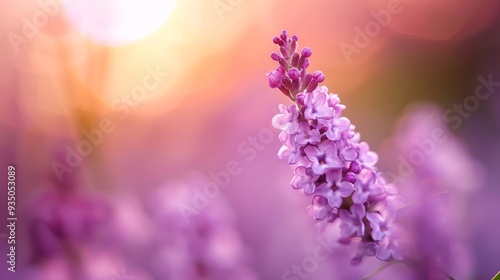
[336,138,358,162]
[325,117,351,141]
[267,30,403,264]
[339,204,366,237]
[377,104,480,279]
[358,142,379,168]
[315,169,353,208]
[351,240,377,265]
[366,206,396,241]
[290,166,319,195]
[307,195,338,231]
[277,133,301,164]
[25,188,119,280]
[375,226,404,261]
[272,104,299,135]
[28,189,112,260]
[352,170,384,204]
[295,122,321,145]
[304,141,342,175]
[302,89,331,120]
[144,179,258,280]
[25,178,257,280]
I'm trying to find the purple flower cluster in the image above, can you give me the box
[145,179,258,280]
[29,190,112,260]
[268,31,402,263]
[380,104,478,279]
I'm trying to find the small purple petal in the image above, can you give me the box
[337,181,354,197]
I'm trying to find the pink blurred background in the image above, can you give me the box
[1,0,500,279]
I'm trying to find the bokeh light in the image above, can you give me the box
[64,0,178,46]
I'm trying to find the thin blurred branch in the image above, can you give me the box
[360,260,400,280]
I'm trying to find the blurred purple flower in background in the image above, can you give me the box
[29,189,111,261]
[142,178,257,280]
[23,176,257,280]
[377,103,482,279]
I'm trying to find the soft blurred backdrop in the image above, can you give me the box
[1,0,499,279]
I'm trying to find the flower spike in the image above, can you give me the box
[267,30,403,264]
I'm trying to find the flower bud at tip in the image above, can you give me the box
[301,47,312,58]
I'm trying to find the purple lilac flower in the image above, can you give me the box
[304,141,342,175]
[352,169,385,204]
[315,169,354,208]
[378,104,479,279]
[302,89,331,120]
[351,240,377,265]
[290,166,319,195]
[144,179,258,280]
[267,30,403,264]
[366,205,396,241]
[339,204,366,237]
[375,225,404,261]
[28,189,112,260]
[25,189,117,280]
[277,133,301,164]
[295,122,321,145]
[272,104,299,135]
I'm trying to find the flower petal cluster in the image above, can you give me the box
[268,30,403,263]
